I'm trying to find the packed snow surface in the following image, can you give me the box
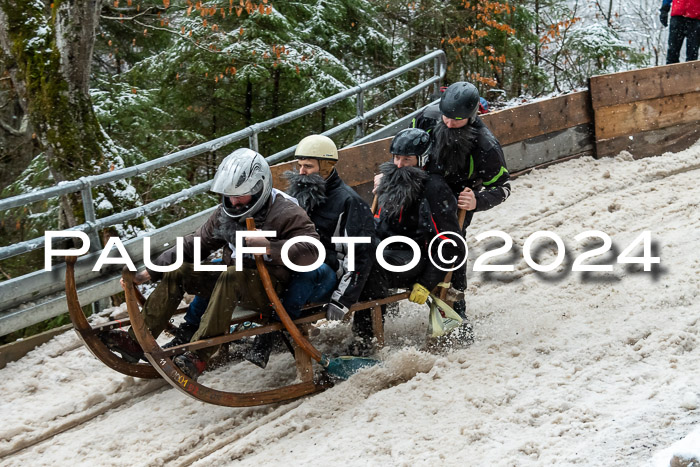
[1,141,699,466]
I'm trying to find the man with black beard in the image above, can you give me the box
[243,135,375,368]
[100,149,320,379]
[413,82,511,317]
[355,128,465,352]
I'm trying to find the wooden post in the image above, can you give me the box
[293,324,314,382]
[371,305,384,348]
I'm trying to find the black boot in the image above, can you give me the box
[173,351,207,380]
[100,329,145,363]
[451,299,474,344]
[244,331,280,369]
[348,305,386,356]
[453,299,467,320]
[163,323,198,349]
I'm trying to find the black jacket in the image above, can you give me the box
[308,169,375,309]
[374,173,464,290]
[413,103,511,227]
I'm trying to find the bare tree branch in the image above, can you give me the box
[0,114,28,136]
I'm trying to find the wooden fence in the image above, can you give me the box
[270,60,700,194]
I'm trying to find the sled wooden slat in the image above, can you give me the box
[154,289,409,359]
[155,311,328,358]
[122,267,329,407]
[65,257,160,379]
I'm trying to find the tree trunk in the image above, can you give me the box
[244,79,253,126]
[272,68,281,118]
[0,0,145,238]
[0,0,105,227]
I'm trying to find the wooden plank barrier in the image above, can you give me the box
[590,61,700,158]
[271,92,597,186]
[483,91,594,172]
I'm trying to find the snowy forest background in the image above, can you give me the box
[0,0,674,340]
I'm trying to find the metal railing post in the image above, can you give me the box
[79,181,110,315]
[249,132,259,152]
[355,90,365,141]
[79,182,102,252]
[434,57,440,95]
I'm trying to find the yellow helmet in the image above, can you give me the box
[294,135,338,161]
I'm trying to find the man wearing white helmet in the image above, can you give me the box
[101,148,320,379]
[283,134,374,322]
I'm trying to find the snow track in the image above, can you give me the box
[2,142,700,465]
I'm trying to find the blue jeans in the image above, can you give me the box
[281,263,337,318]
[183,262,337,324]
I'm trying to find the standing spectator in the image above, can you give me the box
[660,0,700,64]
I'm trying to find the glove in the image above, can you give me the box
[409,283,430,305]
[325,300,349,321]
[660,4,670,27]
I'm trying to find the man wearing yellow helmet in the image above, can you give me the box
[243,135,376,367]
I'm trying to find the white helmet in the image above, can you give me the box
[211,148,272,219]
[294,135,338,161]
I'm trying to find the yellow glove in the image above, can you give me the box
[409,283,430,305]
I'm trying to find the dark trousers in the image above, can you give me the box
[667,16,700,64]
[354,249,428,338]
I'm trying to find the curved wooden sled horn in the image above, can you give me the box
[122,266,328,407]
[65,255,160,379]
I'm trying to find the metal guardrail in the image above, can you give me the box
[0,50,446,261]
[0,50,446,337]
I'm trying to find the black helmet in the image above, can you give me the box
[390,128,431,167]
[439,82,480,121]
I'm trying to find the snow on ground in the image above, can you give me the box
[1,141,699,466]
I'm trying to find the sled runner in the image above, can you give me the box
[65,255,160,379]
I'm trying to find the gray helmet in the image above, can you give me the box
[390,128,431,167]
[439,82,480,121]
[211,148,272,219]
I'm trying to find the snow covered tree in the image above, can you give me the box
[78,0,395,228]
[0,0,141,231]
[532,0,647,92]
[380,0,545,100]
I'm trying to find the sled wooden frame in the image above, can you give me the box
[65,256,160,379]
[122,267,408,406]
[64,211,460,407]
[65,254,406,406]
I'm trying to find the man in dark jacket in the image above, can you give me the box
[101,148,320,379]
[412,82,510,315]
[660,0,700,63]
[284,135,375,319]
[354,128,465,351]
[243,134,375,368]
